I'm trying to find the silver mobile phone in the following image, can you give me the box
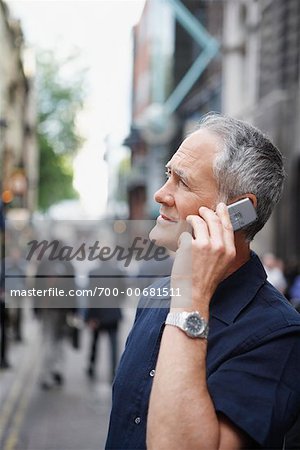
[228,198,257,231]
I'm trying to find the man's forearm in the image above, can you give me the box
[147,323,220,450]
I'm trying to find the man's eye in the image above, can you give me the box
[179,179,188,187]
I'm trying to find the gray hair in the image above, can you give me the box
[198,113,285,241]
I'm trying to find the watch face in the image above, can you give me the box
[184,313,205,337]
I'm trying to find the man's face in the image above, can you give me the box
[149,129,220,251]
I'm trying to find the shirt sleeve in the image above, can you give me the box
[207,329,300,448]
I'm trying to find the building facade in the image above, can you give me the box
[0,0,38,217]
[125,0,300,260]
[124,0,176,219]
[125,0,219,219]
[222,0,300,259]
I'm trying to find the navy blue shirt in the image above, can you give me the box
[105,253,300,449]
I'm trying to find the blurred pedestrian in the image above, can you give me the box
[0,200,10,369]
[284,258,300,302]
[34,245,76,390]
[285,260,300,446]
[86,259,126,382]
[263,252,287,294]
[288,271,300,312]
[5,247,26,342]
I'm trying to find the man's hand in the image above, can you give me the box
[171,203,236,311]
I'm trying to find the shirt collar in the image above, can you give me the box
[210,252,267,325]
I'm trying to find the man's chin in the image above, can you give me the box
[149,224,178,252]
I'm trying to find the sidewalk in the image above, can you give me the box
[0,306,135,450]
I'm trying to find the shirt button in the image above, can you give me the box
[134,417,141,425]
[149,369,155,377]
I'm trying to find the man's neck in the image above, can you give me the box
[224,235,251,279]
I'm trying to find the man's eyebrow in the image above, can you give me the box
[165,163,190,184]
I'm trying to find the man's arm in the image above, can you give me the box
[147,324,250,450]
[147,203,251,450]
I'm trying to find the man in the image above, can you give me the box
[34,244,76,389]
[105,114,300,449]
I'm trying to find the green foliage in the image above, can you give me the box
[37,50,86,210]
[37,134,76,211]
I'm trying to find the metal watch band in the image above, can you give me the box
[165,311,209,339]
[165,312,183,328]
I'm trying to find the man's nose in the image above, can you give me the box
[154,182,174,206]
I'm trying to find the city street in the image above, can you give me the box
[0,306,135,450]
[1,0,300,449]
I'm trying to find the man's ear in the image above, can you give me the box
[244,193,257,209]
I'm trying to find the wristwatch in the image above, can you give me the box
[165,311,209,339]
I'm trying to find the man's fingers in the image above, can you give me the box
[198,206,224,244]
[186,214,209,244]
[216,203,233,233]
[181,205,235,261]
